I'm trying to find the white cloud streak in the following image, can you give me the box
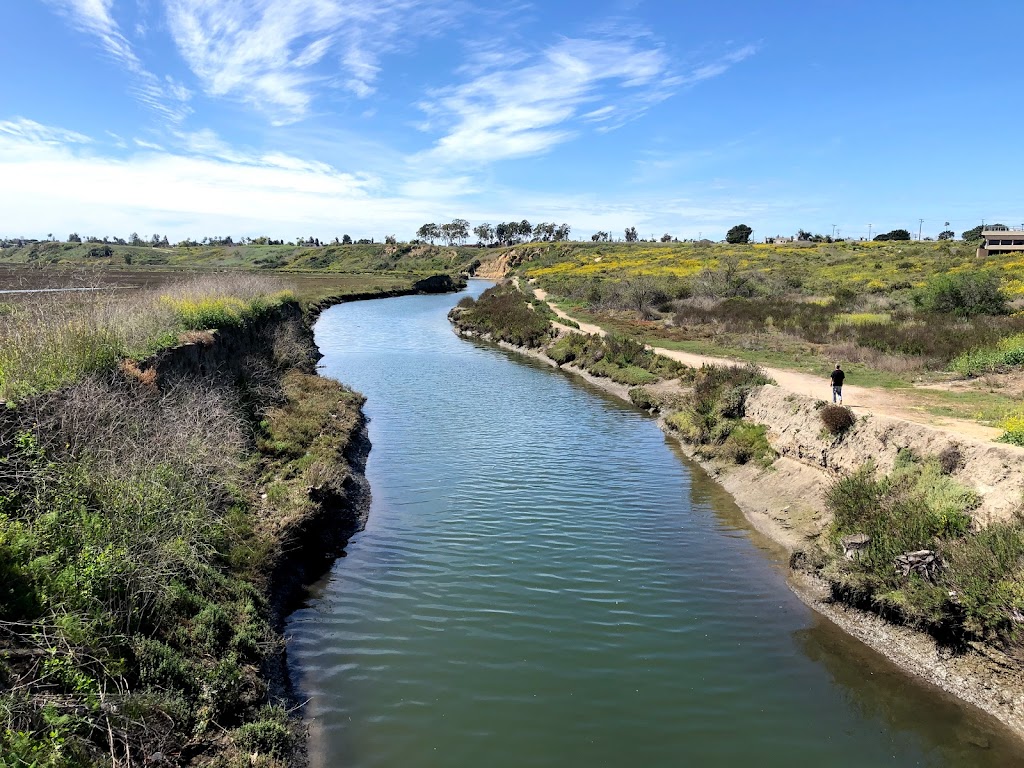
[417,38,755,164]
[44,0,193,123]
[165,0,458,123]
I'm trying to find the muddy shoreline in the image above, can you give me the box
[452,325,1024,742]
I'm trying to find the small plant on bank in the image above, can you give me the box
[820,403,855,435]
[665,363,775,466]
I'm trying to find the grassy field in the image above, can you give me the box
[0,240,481,278]
[483,239,1024,430]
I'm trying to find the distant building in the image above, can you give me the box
[765,235,794,244]
[978,226,1024,257]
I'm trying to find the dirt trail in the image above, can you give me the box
[529,285,1002,443]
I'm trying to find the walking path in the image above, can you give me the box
[527,284,1002,442]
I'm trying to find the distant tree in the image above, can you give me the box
[962,224,987,241]
[554,223,571,241]
[416,223,439,244]
[938,230,955,240]
[874,229,910,242]
[342,234,352,245]
[519,220,532,240]
[624,226,638,242]
[385,234,397,244]
[451,218,470,245]
[129,232,144,246]
[796,229,812,241]
[591,231,610,242]
[660,233,672,242]
[473,223,495,244]
[726,224,753,244]
[67,233,82,243]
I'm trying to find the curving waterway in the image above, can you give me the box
[287,282,1024,767]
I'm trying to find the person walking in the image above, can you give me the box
[830,364,845,405]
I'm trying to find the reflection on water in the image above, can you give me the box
[287,283,1024,768]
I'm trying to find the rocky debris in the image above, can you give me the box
[895,549,940,582]
[841,533,871,559]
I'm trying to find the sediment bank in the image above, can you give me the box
[450,322,1024,741]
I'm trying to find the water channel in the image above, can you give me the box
[287,282,1024,767]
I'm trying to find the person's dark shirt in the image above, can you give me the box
[830,369,845,386]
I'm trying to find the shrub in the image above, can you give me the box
[720,422,775,466]
[938,444,963,475]
[820,404,855,434]
[233,706,295,758]
[914,271,1006,317]
[998,410,1024,446]
[449,284,553,347]
[629,386,657,411]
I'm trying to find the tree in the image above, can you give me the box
[473,223,494,244]
[67,233,82,243]
[962,224,990,241]
[726,224,752,244]
[874,229,910,241]
[591,231,609,242]
[554,223,571,241]
[938,230,955,240]
[624,226,638,243]
[342,234,352,244]
[451,218,470,245]
[796,229,812,241]
[129,232,144,246]
[416,223,439,244]
[660,233,672,242]
[385,234,397,244]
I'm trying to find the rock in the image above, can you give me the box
[841,533,871,560]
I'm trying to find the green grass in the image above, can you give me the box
[0,275,293,402]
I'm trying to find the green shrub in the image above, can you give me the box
[914,271,1006,317]
[628,386,657,411]
[233,706,295,758]
[449,284,553,347]
[720,422,775,466]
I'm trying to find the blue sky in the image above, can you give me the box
[1,0,1021,243]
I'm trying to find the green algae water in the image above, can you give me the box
[287,283,1024,767]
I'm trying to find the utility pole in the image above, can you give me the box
[831,224,837,238]
[918,219,924,240]
[867,223,873,240]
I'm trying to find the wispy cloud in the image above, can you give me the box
[165,0,459,124]
[0,118,92,145]
[416,37,755,165]
[44,0,193,123]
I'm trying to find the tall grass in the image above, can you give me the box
[0,275,293,401]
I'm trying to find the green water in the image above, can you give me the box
[287,283,1024,767]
